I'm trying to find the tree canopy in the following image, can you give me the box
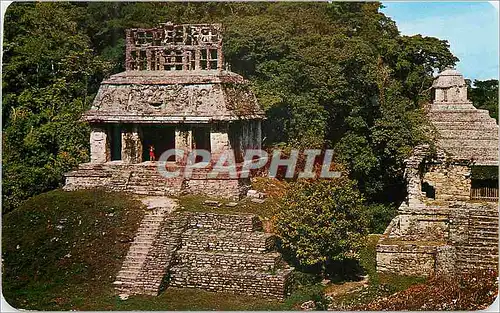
[2,2,461,213]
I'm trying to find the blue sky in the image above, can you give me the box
[381,1,499,81]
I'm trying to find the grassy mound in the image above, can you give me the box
[1,189,321,310]
[2,189,146,310]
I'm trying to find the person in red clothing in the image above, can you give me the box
[149,145,156,161]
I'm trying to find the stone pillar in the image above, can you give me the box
[121,125,142,164]
[210,123,231,158]
[175,126,192,163]
[255,120,262,150]
[90,126,109,163]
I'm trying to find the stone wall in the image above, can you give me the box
[187,212,263,232]
[423,163,471,201]
[377,203,498,277]
[184,178,250,199]
[376,244,437,276]
[64,162,248,199]
[169,212,292,300]
[115,211,292,300]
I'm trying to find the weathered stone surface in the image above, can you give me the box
[85,76,265,123]
[169,267,292,300]
[89,126,109,163]
[64,162,249,199]
[376,69,499,278]
[114,211,292,300]
[187,212,263,232]
[428,69,498,166]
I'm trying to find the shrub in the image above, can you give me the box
[274,177,369,277]
[363,203,397,234]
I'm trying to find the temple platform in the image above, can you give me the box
[64,161,250,199]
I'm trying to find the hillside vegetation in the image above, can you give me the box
[0,189,346,310]
[2,190,145,310]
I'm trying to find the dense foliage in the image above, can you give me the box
[3,2,459,214]
[468,79,499,121]
[275,177,368,276]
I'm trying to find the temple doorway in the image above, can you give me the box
[109,124,122,161]
[192,126,211,163]
[142,125,176,161]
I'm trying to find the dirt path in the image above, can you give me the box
[324,275,369,298]
[138,196,178,211]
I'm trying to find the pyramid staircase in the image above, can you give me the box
[114,211,292,299]
[113,209,188,296]
[454,209,499,271]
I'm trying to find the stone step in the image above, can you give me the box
[467,234,498,241]
[466,240,498,247]
[468,230,498,237]
[169,266,293,300]
[468,222,499,229]
[438,129,498,139]
[116,274,139,282]
[181,229,276,254]
[121,262,145,271]
[455,258,498,266]
[438,142,498,151]
[431,121,498,131]
[455,252,498,260]
[142,216,168,222]
[134,230,162,236]
[469,215,499,222]
[117,268,141,276]
[128,244,152,251]
[187,212,263,232]
[174,249,282,271]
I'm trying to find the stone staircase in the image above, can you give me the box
[455,212,499,271]
[114,211,292,299]
[428,108,498,165]
[125,166,183,196]
[169,212,293,300]
[113,208,188,296]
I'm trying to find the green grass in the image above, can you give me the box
[1,189,322,311]
[328,234,427,309]
[176,194,279,219]
[2,189,146,310]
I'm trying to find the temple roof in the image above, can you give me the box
[429,69,498,166]
[432,68,467,88]
[84,23,265,124]
[84,70,265,123]
[102,70,246,85]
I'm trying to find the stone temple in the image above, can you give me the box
[64,23,292,300]
[64,23,264,198]
[377,69,499,277]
